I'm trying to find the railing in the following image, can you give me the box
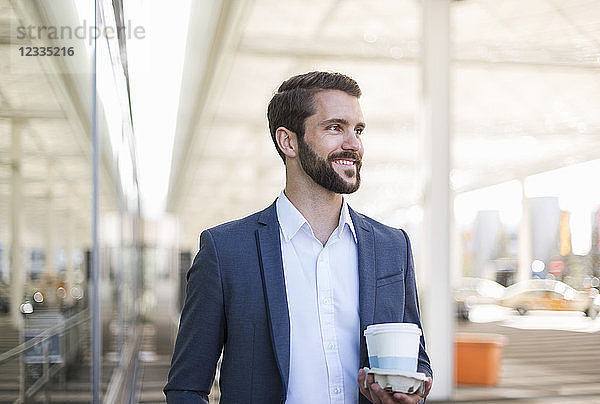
[0,309,89,403]
[103,325,142,404]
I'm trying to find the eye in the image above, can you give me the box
[355,127,364,136]
[327,124,342,132]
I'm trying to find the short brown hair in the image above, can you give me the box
[267,71,362,162]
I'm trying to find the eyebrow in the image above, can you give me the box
[320,118,366,129]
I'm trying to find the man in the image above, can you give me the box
[164,71,432,403]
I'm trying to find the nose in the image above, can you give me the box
[342,130,362,152]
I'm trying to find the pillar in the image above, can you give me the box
[421,0,453,400]
[518,180,532,282]
[65,195,75,288]
[10,120,24,328]
[45,158,56,276]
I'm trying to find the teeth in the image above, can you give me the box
[335,159,354,166]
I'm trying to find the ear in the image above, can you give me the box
[275,127,298,159]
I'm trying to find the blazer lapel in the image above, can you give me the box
[349,207,376,366]
[256,202,290,396]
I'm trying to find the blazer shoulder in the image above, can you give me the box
[201,202,276,242]
[352,209,409,241]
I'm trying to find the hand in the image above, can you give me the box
[358,368,432,404]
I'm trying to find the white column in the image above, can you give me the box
[45,158,56,276]
[65,195,75,288]
[518,180,532,283]
[450,193,462,284]
[421,0,453,400]
[10,120,24,328]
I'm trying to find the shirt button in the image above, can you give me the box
[334,388,342,394]
[323,297,332,304]
[328,342,336,350]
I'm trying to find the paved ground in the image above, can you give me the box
[444,307,600,403]
[138,307,600,403]
[3,308,599,403]
[137,323,172,404]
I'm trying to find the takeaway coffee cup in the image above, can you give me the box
[364,323,422,372]
[364,326,379,368]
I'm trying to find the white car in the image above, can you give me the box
[454,277,506,320]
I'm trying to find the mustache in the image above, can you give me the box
[328,151,362,164]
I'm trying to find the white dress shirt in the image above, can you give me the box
[276,191,360,404]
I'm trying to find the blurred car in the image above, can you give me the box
[500,279,600,319]
[454,277,506,320]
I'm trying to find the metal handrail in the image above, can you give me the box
[0,309,90,364]
[103,325,142,404]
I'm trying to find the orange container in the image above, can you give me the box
[454,333,507,386]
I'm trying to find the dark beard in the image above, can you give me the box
[297,137,361,194]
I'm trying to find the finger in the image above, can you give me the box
[358,369,371,400]
[392,381,431,403]
[418,377,432,398]
[366,373,376,386]
[392,392,410,403]
[424,377,433,394]
[358,369,365,388]
[368,380,389,404]
[366,374,384,403]
[371,376,432,404]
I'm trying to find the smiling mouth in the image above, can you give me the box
[333,159,356,167]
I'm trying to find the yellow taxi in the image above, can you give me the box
[500,279,599,319]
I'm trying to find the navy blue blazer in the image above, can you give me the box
[164,201,432,403]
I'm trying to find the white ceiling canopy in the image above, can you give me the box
[167,0,600,248]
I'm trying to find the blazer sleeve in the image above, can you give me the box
[401,229,433,380]
[164,229,226,403]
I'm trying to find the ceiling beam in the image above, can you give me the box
[0,34,29,45]
[238,37,600,70]
[166,0,254,213]
[9,0,119,203]
[0,109,64,119]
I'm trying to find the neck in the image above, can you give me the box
[284,172,343,245]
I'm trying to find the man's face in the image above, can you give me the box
[297,90,365,194]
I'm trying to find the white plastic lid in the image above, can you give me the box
[366,323,421,336]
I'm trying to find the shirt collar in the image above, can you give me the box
[276,190,357,243]
[339,197,358,243]
[276,190,307,242]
